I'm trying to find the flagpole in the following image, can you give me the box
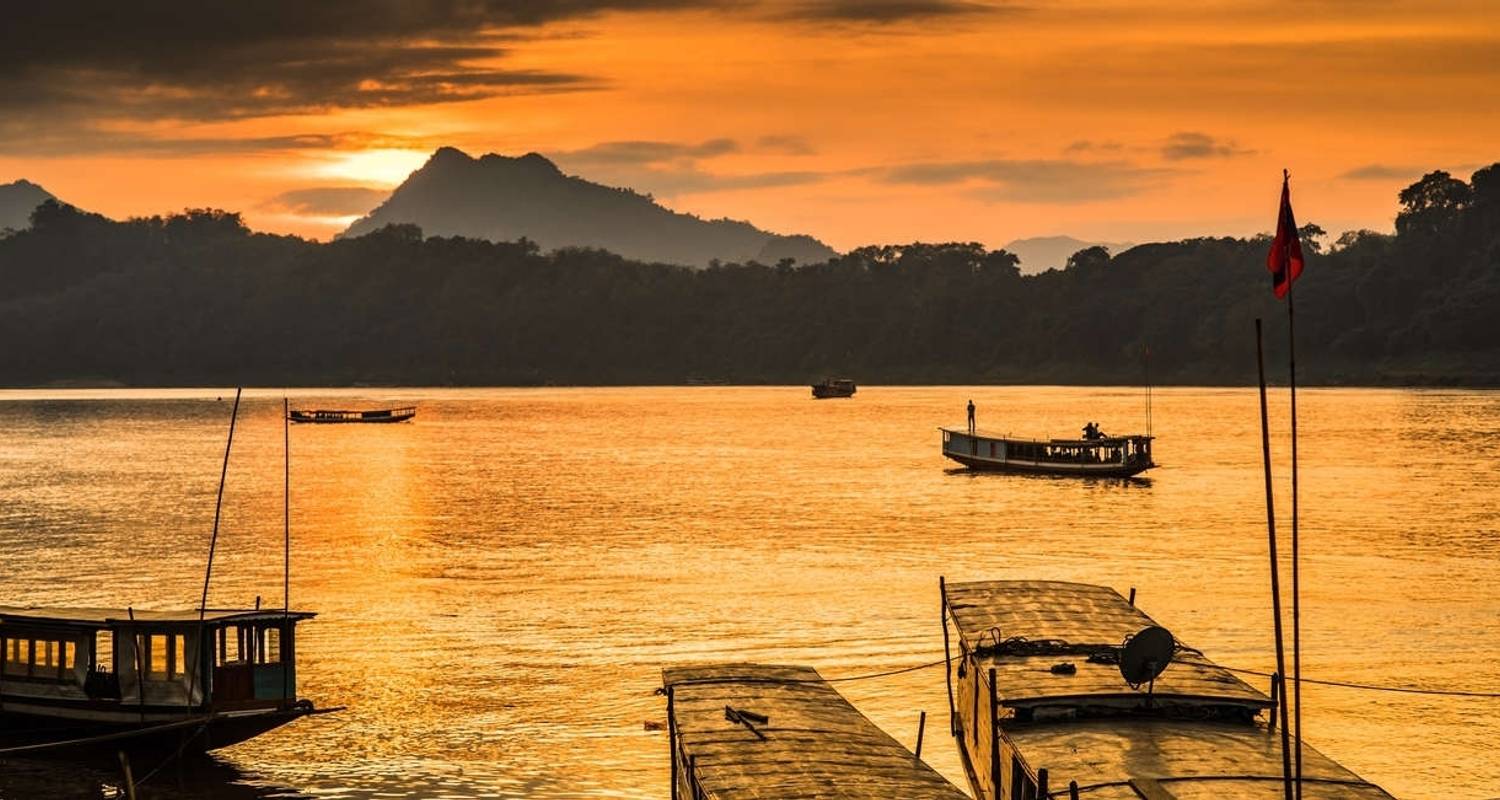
[1255,318,1296,800]
[1287,236,1303,799]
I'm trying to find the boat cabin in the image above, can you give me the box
[941,429,1154,477]
[0,606,315,723]
[940,580,1394,799]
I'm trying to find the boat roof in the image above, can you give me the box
[663,663,969,800]
[946,580,1268,709]
[940,428,1152,444]
[1002,718,1394,799]
[0,606,316,627]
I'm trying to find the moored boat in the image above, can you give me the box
[811,378,856,399]
[941,426,1155,477]
[940,579,1394,799]
[287,406,415,424]
[0,605,327,758]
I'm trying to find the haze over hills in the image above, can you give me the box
[0,180,56,233]
[1004,235,1136,275]
[342,147,839,268]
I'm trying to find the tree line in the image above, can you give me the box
[2,165,1497,386]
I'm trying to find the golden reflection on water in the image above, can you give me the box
[0,387,1497,799]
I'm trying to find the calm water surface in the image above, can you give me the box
[0,387,1496,799]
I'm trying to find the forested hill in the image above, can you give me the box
[1,166,1497,387]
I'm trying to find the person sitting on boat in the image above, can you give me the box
[1082,421,1097,440]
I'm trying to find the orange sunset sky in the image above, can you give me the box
[3,1,1498,249]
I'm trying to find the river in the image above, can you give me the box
[0,387,1495,798]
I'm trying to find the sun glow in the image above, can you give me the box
[311,148,431,186]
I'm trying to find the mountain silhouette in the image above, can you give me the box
[341,147,838,267]
[1004,235,1135,275]
[0,179,56,233]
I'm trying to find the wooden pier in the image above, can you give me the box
[662,663,968,799]
[941,579,1395,800]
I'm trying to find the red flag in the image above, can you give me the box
[1266,170,1304,299]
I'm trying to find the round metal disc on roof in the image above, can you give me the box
[1119,625,1175,687]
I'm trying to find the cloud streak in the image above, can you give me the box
[1160,131,1251,161]
[263,186,390,216]
[879,158,1175,202]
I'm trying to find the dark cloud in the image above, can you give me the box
[755,135,817,155]
[0,1,715,140]
[0,128,439,157]
[880,158,1175,202]
[1160,132,1251,161]
[1063,139,1122,154]
[773,0,1014,23]
[550,135,831,195]
[1340,163,1422,181]
[263,187,390,216]
[556,138,740,166]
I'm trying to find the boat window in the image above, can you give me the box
[219,625,242,665]
[3,638,25,676]
[265,627,282,664]
[2,636,76,680]
[95,630,113,672]
[1010,756,1038,800]
[141,632,189,680]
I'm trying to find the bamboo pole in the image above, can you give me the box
[1255,319,1295,800]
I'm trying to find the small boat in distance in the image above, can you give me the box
[287,406,416,424]
[811,378,856,399]
[941,425,1155,477]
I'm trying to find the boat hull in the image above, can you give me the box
[944,451,1153,477]
[0,706,313,760]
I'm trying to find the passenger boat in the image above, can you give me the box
[0,605,326,757]
[940,427,1155,477]
[811,378,856,399]
[940,579,1395,799]
[287,406,415,424]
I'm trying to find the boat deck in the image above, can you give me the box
[662,663,968,800]
[942,580,1394,800]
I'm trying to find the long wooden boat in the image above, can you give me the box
[941,427,1155,477]
[811,378,856,399]
[941,579,1395,799]
[662,663,968,800]
[287,406,415,424]
[0,605,328,758]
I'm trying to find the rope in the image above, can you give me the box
[1214,664,1500,699]
[664,650,1500,697]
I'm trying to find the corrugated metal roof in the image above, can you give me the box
[663,663,969,800]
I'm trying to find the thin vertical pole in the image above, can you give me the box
[940,577,957,735]
[283,396,291,703]
[988,667,999,800]
[1255,319,1295,800]
[915,710,927,761]
[186,387,242,713]
[1287,281,1303,799]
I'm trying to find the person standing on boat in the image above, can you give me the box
[967,399,976,434]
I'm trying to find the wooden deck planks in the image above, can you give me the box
[663,663,969,800]
[945,580,1155,648]
[988,655,1271,708]
[1004,719,1395,799]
